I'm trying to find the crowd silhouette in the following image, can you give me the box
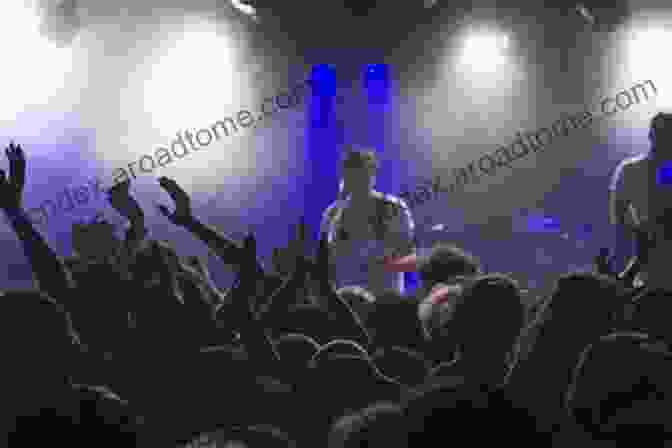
[1,128,672,446]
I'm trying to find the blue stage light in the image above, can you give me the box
[310,64,337,97]
[365,64,388,80]
[364,64,389,105]
[657,160,672,186]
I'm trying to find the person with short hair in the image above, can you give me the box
[320,147,415,296]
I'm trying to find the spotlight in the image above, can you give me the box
[657,161,672,186]
[364,64,389,104]
[310,64,337,97]
[365,64,388,81]
[458,30,510,74]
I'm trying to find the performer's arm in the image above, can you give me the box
[608,161,636,273]
[381,198,416,270]
[319,202,341,280]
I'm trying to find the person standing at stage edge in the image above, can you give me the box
[319,147,416,296]
[609,111,672,292]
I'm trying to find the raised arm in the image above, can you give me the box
[382,197,416,260]
[157,177,244,267]
[258,218,313,327]
[180,255,228,314]
[318,202,341,280]
[608,161,651,288]
[230,233,280,369]
[608,161,638,273]
[107,179,148,273]
[0,142,73,300]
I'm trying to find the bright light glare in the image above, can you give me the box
[458,31,510,74]
[608,14,672,126]
[144,19,239,135]
[140,17,255,189]
[625,26,672,82]
[624,24,672,111]
[0,0,73,122]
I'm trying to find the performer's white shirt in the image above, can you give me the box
[610,153,672,291]
[319,190,415,296]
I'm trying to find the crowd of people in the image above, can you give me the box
[2,112,672,447]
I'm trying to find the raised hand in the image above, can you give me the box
[156,177,192,226]
[238,233,266,312]
[292,217,313,276]
[6,141,25,198]
[107,179,144,224]
[274,217,310,277]
[234,232,281,364]
[0,141,26,213]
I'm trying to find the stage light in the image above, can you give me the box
[457,30,510,74]
[143,20,238,134]
[657,161,672,186]
[618,18,672,113]
[365,64,388,81]
[364,63,389,105]
[311,64,337,97]
[138,15,258,187]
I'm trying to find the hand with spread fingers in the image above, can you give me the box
[157,177,193,227]
[0,141,26,214]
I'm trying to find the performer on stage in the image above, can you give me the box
[319,148,415,296]
[609,112,672,291]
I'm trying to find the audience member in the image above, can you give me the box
[567,332,672,441]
